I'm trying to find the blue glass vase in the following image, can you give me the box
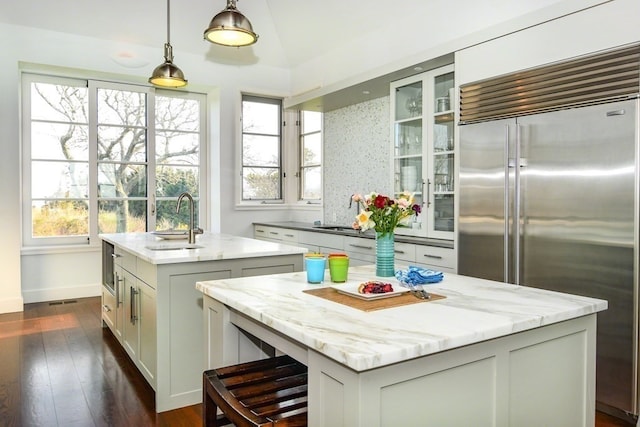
[375,232,395,277]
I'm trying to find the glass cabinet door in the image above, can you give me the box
[392,80,423,204]
[430,70,455,236]
[390,64,455,239]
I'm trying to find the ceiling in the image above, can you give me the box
[0,0,576,111]
[0,0,406,70]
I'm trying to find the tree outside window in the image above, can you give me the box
[22,74,205,246]
[241,95,282,201]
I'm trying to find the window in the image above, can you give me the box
[299,110,322,200]
[241,95,282,201]
[22,74,206,246]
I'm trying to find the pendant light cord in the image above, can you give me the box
[166,0,171,45]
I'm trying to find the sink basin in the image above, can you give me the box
[145,243,204,251]
[313,225,355,231]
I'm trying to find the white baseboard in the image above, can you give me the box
[0,296,25,314]
[22,283,101,304]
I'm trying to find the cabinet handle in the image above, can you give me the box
[269,231,279,235]
[349,244,374,250]
[394,249,405,254]
[112,253,122,258]
[115,273,123,307]
[256,229,265,233]
[130,286,139,324]
[423,254,443,260]
[102,304,111,313]
[284,234,295,238]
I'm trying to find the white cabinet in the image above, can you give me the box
[343,236,375,266]
[390,64,455,240]
[394,241,416,264]
[102,236,304,412]
[253,224,299,244]
[119,253,157,388]
[137,279,157,384]
[414,245,456,273]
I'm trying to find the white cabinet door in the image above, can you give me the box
[138,279,157,387]
[122,269,139,361]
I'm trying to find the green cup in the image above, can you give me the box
[328,254,349,283]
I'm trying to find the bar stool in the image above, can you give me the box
[203,355,308,426]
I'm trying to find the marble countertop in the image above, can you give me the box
[100,232,308,265]
[253,221,454,248]
[196,264,607,371]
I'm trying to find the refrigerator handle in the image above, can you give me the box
[513,124,522,285]
[504,124,510,283]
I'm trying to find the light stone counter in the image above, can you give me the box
[198,265,607,425]
[100,231,307,264]
[196,264,606,371]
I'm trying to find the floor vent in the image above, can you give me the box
[49,300,78,306]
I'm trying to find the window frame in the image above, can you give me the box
[21,73,207,248]
[239,93,284,204]
[298,110,323,202]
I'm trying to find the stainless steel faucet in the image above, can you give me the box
[176,192,203,244]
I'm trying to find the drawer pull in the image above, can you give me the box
[394,249,405,254]
[256,229,265,233]
[269,231,279,235]
[349,244,373,250]
[423,254,443,260]
[284,234,295,238]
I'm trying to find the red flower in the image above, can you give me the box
[374,195,389,209]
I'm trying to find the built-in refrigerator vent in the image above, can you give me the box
[459,44,640,124]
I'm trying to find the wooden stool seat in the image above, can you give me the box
[203,355,308,426]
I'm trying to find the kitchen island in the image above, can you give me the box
[99,232,306,412]
[197,265,607,427]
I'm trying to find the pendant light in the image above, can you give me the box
[203,0,258,47]
[149,0,188,88]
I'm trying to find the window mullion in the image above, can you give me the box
[88,81,99,243]
[147,90,157,232]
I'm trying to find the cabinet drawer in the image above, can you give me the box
[114,247,136,274]
[254,224,269,240]
[253,225,298,243]
[102,287,116,330]
[415,245,455,269]
[394,242,416,263]
[305,232,344,251]
[136,259,156,289]
[279,229,299,243]
[344,236,375,255]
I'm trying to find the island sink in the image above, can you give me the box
[145,243,204,251]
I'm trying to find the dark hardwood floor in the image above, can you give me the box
[0,296,635,426]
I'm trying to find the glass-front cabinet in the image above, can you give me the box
[390,64,455,240]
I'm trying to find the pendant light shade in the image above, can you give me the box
[149,0,187,88]
[204,0,258,47]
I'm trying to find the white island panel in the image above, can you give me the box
[198,265,605,426]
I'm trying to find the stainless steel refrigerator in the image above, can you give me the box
[458,98,638,417]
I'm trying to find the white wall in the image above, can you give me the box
[455,0,640,85]
[287,0,609,100]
